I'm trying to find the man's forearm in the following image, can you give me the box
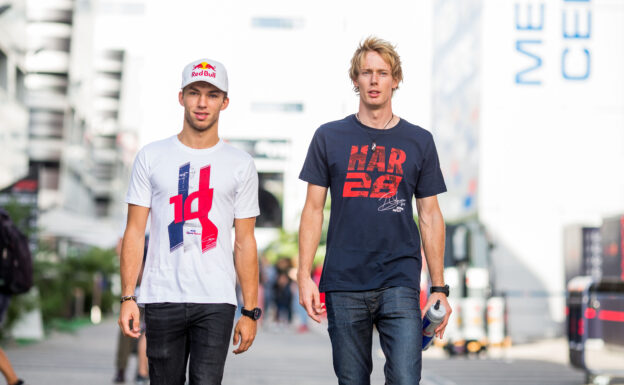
[419,210,446,286]
[298,205,323,278]
[120,230,145,296]
[235,237,259,309]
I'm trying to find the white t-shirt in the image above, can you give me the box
[126,135,259,305]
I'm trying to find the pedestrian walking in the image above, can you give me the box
[113,232,149,384]
[273,272,293,324]
[259,255,276,320]
[118,58,262,385]
[297,36,452,384]
[0,295,26,385]
[0,209,29,385]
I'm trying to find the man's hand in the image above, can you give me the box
[232,315,257,354]
[298,274,325,323]
[118,300,141,339]
[422,293,452,339]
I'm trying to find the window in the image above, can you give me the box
[251,17,304,29]
[16,68,26,104]
[251,102,304,113]
[257,173,283,228]
[0,50,7,92]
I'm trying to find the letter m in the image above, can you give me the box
[515,40,543,85]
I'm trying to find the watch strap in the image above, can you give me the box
[120,295,137,303]
[430,285,450,296]
[241,307,262,320]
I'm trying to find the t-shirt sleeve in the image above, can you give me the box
[414,134,447,198]
[299,128,330,187]
[126,149,152,207]
[234,159,260,219]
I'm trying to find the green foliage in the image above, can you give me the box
[34,247,118,325]
[2,198,119,335]
[1,198,37,237]
[263,229,298,263]
[263,198,331,267]
[1,292,38,340]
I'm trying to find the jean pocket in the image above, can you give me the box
[145,303,185,329]
[380,286,421,314]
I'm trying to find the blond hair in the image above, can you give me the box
[349,36,403,93]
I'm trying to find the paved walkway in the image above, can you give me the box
[3,317,587,385]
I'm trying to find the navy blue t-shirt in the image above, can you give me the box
[299,115,446,292]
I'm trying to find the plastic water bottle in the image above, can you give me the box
[422,300,446,351]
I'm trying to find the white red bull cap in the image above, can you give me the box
[181,58,228,93]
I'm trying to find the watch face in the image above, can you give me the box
[243,307,262,320]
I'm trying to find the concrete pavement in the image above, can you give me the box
[3,317,587,385]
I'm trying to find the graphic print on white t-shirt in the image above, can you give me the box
[168,162,218,253]
[126,136,260,305]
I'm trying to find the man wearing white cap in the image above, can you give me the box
[118,58,262,385]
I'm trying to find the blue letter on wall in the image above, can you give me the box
[562,48,590,80]
[515,40,543,85]
[515,3,545,30]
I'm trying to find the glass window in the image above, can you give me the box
[251,17,304,29]
[251,102,304,113]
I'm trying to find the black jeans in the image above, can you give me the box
[144,302,236,385]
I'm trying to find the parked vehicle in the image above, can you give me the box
[567,278,624,384]
[567,214,624,384]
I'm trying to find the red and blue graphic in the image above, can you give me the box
[168,163,218,253]
[343,145,406,198]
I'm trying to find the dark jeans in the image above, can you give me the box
[144,302,236,385]
[326,286,423,385]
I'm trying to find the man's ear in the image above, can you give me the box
[178,90,184,106]
[221,97,230,111]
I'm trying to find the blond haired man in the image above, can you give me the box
[298,37,451,384]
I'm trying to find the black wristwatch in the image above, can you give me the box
[430,285,450,297]
[241,307,262,321]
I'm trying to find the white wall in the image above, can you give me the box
[136,0,433,231]
[480,0,624,334]
[0,0,29,189]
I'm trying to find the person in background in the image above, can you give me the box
[0,209,27,385]
[113,232,149,384]
[273,271,293,325]
[288,261,310,333]
[0,294,26,385]
[259,255,276,321]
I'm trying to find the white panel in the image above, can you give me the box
[480,0,624,328]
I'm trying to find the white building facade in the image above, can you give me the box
[137,0,434,246]
[0,0,29,190]
[433,0,624,340]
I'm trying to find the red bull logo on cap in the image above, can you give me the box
[191,62,217,79]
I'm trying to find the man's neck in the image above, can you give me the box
[177,126,219,149]
[357,104,394,129]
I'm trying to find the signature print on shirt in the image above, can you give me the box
[168,162,218,253]
[343,145,407,212]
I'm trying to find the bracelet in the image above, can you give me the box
[120,295,137,303]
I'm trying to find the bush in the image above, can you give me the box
[2,199,119,334]
[34,247,118,325]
